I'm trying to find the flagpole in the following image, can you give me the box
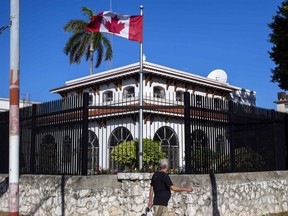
[139,5,144,170]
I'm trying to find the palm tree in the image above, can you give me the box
[64,6,113,75]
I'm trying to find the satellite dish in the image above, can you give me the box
[207,69,228,83]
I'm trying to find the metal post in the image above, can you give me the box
[30,104,37,174]
[138,5,144,170]
[285,114,288,170]
[184,92,192,174]
[271,109,278,170]
[9,0,20,215]
[228,101,235,172]
[81,93,89,175]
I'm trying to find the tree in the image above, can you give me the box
[268,0,288,90]
[64,6,113,75]
[110,138,166,170]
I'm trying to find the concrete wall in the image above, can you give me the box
[0,171,287,216]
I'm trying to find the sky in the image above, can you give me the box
[0,0,284,109]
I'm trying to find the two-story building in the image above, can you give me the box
[49,61,256,171]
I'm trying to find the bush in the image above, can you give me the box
[219,147,265,172]
[110,138,166,170]
[191,148,219,173]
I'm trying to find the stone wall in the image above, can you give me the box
[0,171,287,215]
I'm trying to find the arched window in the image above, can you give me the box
[123,86,135,99]
[153,86,165,99]
[41,134,57,149]
[108,127,133,147]
[88,130,99,147]
[88,130,99,174]
[153,126,179,169]
[108,127,133,170]
[216,135,225,154]
[77,130,99,174]
[38,134,57,174]
[176,90,184,102]
[103,90,113,102]
[63,135,72,163]
[191,129,208,148]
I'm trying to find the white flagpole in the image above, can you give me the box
[139,5,144,170]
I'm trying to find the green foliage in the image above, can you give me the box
[142,139,166,167]
[110,140,137,168]
[219,147,265,172]
[63,6,112,73]
[268,0,288,90]
[110,138,166,169]
[191,148,219,173]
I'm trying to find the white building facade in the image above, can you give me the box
[275,92,288,113]
[49,61,256,171]
[0,97,35,112]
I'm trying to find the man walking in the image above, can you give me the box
[148,159,193,216]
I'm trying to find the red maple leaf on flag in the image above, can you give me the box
[105,15,125,34]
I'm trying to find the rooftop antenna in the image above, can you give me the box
[21,93,31,107]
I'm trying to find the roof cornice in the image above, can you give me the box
[50,61,240,93]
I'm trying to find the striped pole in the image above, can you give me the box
[9,0,20,215]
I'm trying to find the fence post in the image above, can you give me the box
[30,104,37,174]
[184,92,192,174]
[0,112,9,173]
[228,101,235,172]
[81,93,89,175]
[271,109,279,170]
[285,114,288,170]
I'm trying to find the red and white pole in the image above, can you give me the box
[9,0,20,215]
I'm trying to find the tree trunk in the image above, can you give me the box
[89,39,94,75]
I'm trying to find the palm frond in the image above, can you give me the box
[64,20,87,33]
[64,32,84,55]
[64,32,89,65]
[63,6,113,73]
[81,6,94,19]
[75,34,90,64]
[93,34,104,68]
[68,41,81,64]
[102,36,113,61]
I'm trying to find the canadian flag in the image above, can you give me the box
[85,11,143,43]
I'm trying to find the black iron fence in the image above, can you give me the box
[184,92,287,174]
[0,92,287,175]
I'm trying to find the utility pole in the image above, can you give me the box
[9,0,20,215]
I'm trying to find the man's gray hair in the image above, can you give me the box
[159,158,169,169]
